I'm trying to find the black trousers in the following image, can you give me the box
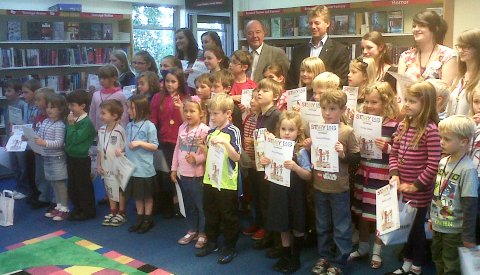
[156,142,176,215]
[26,150,39,199]
[251,170,270,227]
[67,155,96,216]
[204,185,239,249]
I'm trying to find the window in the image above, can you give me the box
[195,16,231,56]
[132,5,176,67]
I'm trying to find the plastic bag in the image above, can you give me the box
[0,190,14,226]
[379,196,417,245]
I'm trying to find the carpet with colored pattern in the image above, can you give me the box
[0,230,172,275]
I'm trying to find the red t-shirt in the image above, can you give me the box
[230,78,257,96]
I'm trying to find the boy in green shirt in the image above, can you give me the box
[196,94,242,264]
[65,89,96,221]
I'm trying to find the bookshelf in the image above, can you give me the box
[237,0,451,63]
[0,9,133,93]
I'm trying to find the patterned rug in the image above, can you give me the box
[0,230,172,275]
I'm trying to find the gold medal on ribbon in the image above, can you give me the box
[169,119,175,125]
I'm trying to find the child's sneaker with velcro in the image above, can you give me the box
[109,214,127,226]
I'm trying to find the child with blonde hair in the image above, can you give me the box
[347,57,376,113]
[311,72,340,102]
[431,115,478,275]
[349,82,400,269]
[426,79,450,121]
[298,57,326,99]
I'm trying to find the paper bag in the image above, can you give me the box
[379,196,417,245]
[0,190,14,226]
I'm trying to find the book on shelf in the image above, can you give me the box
[282,17,295,37]
[79,23,92,40]
[347,12,356,35]
[7,21,22,41]
[298,15,309,36]
[388,11,403,33]
[370,11,388,33]
[41,22,53,40]
[427,7,443,17]
[270,17,281,38]
[66,22,80,40]
[327,15,335,35]
[355,12,363,35]
[103,24,113,40]
[333,15,349,35]
[27,22,42,40]
[90,23,103,40]
[53,22,65,40]
[259,18,270,37]
[0,47,122,68]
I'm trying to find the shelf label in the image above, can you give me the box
[7,10,58,16]
[80,13,125,19]
[242,9,283,16]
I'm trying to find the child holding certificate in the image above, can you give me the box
[97,100,127,227]
[125,95,159,234]
[171,98,210,248]
[387,82,441,275]
[311,89,360,275]
[349,82,400,269]
[261,111,312,273]
[195,94,241,264]
[430,115,478,275]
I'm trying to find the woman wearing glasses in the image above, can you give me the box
[397,10,457,85]
[132,50,159,76]
[446,28,480,116]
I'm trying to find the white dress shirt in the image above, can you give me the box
[309,35,328,58]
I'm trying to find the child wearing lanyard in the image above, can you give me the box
[124,94,159,234]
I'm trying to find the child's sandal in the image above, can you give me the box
[348,250,368,261]
[195,235,207,249]
[370,254,383,269]
[178,232,197,245]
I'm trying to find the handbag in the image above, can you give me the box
[379,195,417,245]
[0,190,14,226]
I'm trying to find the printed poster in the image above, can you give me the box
[8,106,22,125]
[264,136,295,187]
[22,126,45,155]
[353,113,383,159]
[387,71,416,105]
[299,101,324,125]
[376,182,400,235]
[187,60,209,88]
[253,128,267,171]
[114,155,136,192]
[6,124,32,152]
[241,89,254,108]
[286,87,307,111]
[310,123,339,172]
[206,143,225,190]
[123,85,136,99]
[342,86,358,114]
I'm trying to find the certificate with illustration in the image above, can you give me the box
[376,182,400,235]
[353,112,383,159]
[310,123,339,172]
[206,144,225,190]
[264,136,295,187]
[286,87,307,111]
[253,128,267,171]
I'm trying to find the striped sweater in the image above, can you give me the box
[389,122,441,208]
[36,118,65,156]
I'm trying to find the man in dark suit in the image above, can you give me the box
[286,6,350,89]
[245,20,290,83]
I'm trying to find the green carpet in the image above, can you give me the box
[0,230,171,274]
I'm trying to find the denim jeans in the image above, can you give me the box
[9,151,28,195]
[179,176,205,232]
[314,190,352,269]
[35,154,52,203]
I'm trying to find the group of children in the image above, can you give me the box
[3,38,479,275]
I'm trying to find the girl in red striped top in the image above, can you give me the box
[349,82,400,269]
[387,82,441,275]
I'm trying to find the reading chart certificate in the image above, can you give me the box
[286,87,307,111]
[353,112,383,159]
[310,123,339,172]
[300,101,324,125]
[376,182,400,235]
[264,136,295,187]
[253,128,267,171]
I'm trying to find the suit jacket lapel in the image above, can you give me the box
[319,38,333,61]
[254,44,269,81]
